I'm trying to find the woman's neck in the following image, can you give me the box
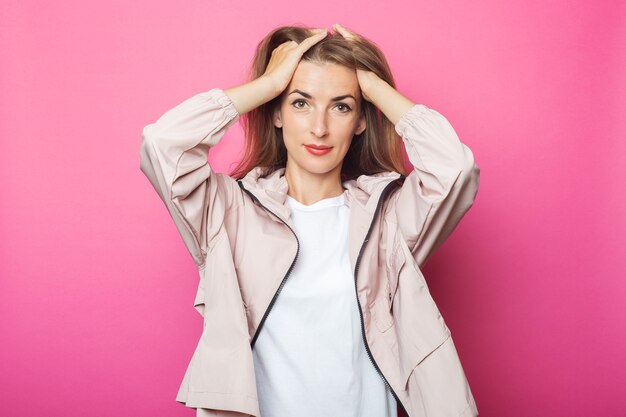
[284,164,345,206]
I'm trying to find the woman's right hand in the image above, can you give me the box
[224,29,327,115]
[261,29,328,97]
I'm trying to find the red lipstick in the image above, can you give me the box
[304,144,332,156]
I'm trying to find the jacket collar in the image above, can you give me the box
[238,166,403,224]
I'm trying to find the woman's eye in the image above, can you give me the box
[292,99,307,109]
[336,103,352,112]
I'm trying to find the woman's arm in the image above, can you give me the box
[140,30,328,268]
[336,24,480,268]
[355,72,416,125]
[392,100,480,268]
[224,29,328,114]
[139,88,242,268]
[363,75,480,269]
[223,75,277,115]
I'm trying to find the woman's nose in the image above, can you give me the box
[311,112,329,137]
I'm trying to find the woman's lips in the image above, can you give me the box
[304,145,332,156]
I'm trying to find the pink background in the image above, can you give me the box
[1,1,625,416]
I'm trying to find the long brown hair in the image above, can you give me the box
[229,24,409,181]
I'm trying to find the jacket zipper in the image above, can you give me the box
[237,176,409,417]
[352,176,410,417]
[237,180,300,348]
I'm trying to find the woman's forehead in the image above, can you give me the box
[288,61,360,99]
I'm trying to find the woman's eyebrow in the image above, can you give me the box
[288,89,356,101]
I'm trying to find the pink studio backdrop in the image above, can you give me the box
[1,1,625,416]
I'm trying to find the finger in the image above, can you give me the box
[335,27,352,38]
[333,23,355,40]
[274,40,297,52]
[306,30,328,40]
[296,31,327,52]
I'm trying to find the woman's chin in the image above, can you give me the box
[292,162,341,177]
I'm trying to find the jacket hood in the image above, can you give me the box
[239,166,404,223]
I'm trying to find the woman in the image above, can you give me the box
[140,23,480,417]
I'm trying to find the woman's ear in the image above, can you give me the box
[355,113,366,136]
[273,107,283,129]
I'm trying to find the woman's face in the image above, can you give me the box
[273,60,366,179]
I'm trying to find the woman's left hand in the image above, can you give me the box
[331,23,382,103]
[332,23,415,124]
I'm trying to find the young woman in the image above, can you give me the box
[140,23,480,417]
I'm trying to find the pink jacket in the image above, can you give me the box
[139,88,480,417]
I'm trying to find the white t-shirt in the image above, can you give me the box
[252,191,397,417]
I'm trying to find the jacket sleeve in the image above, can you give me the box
[392,104,480,269]
[139,88,242,269]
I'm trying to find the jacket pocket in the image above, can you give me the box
[371,235,405,333]
[404,334,478,417]
[404,331,451,389]
[393,235,452,386]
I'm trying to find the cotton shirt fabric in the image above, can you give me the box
[252,190,397,417]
